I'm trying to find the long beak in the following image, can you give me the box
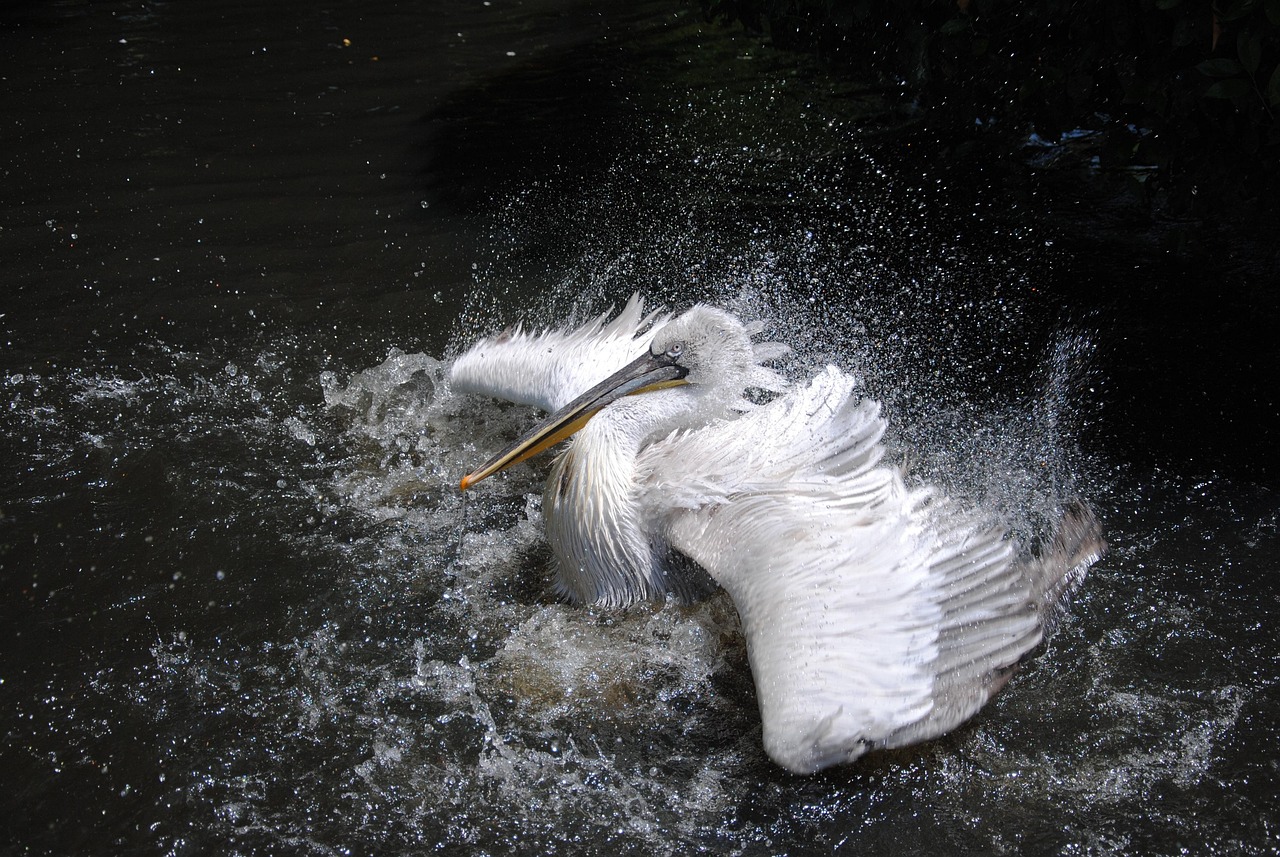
[459,350,688,490]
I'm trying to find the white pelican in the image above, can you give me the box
[450,295,1104,774]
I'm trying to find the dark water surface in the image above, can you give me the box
[3,2,1278,855]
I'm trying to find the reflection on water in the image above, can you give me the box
[2,1,1276,855]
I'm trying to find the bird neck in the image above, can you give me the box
[591,384,734,451]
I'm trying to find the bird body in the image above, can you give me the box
[450,295,1104,773]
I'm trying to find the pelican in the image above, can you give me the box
[450,295,1104,774]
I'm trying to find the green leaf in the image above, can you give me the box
[1197,58,1244,77]
[1238,31,1262,76]
[1204,78,1251,99]
[1267,64,1280,107]
[1173,18,1197,47]
[1216,0,1257,22]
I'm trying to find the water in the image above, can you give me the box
[3,1,1277,855]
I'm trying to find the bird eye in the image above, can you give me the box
[665,342,685,359]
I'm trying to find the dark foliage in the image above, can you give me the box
[701,0,1280,215]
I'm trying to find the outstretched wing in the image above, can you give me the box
[449,294,670,412]
[640,367,1099,774]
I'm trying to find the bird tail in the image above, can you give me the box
[1023,500,1107,636]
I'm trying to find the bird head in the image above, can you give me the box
[646,305,757,390]
[459,303,785,490]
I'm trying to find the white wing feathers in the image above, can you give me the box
[645,366,1050,773]
[449,294,671,412]
[644,366,887,509]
